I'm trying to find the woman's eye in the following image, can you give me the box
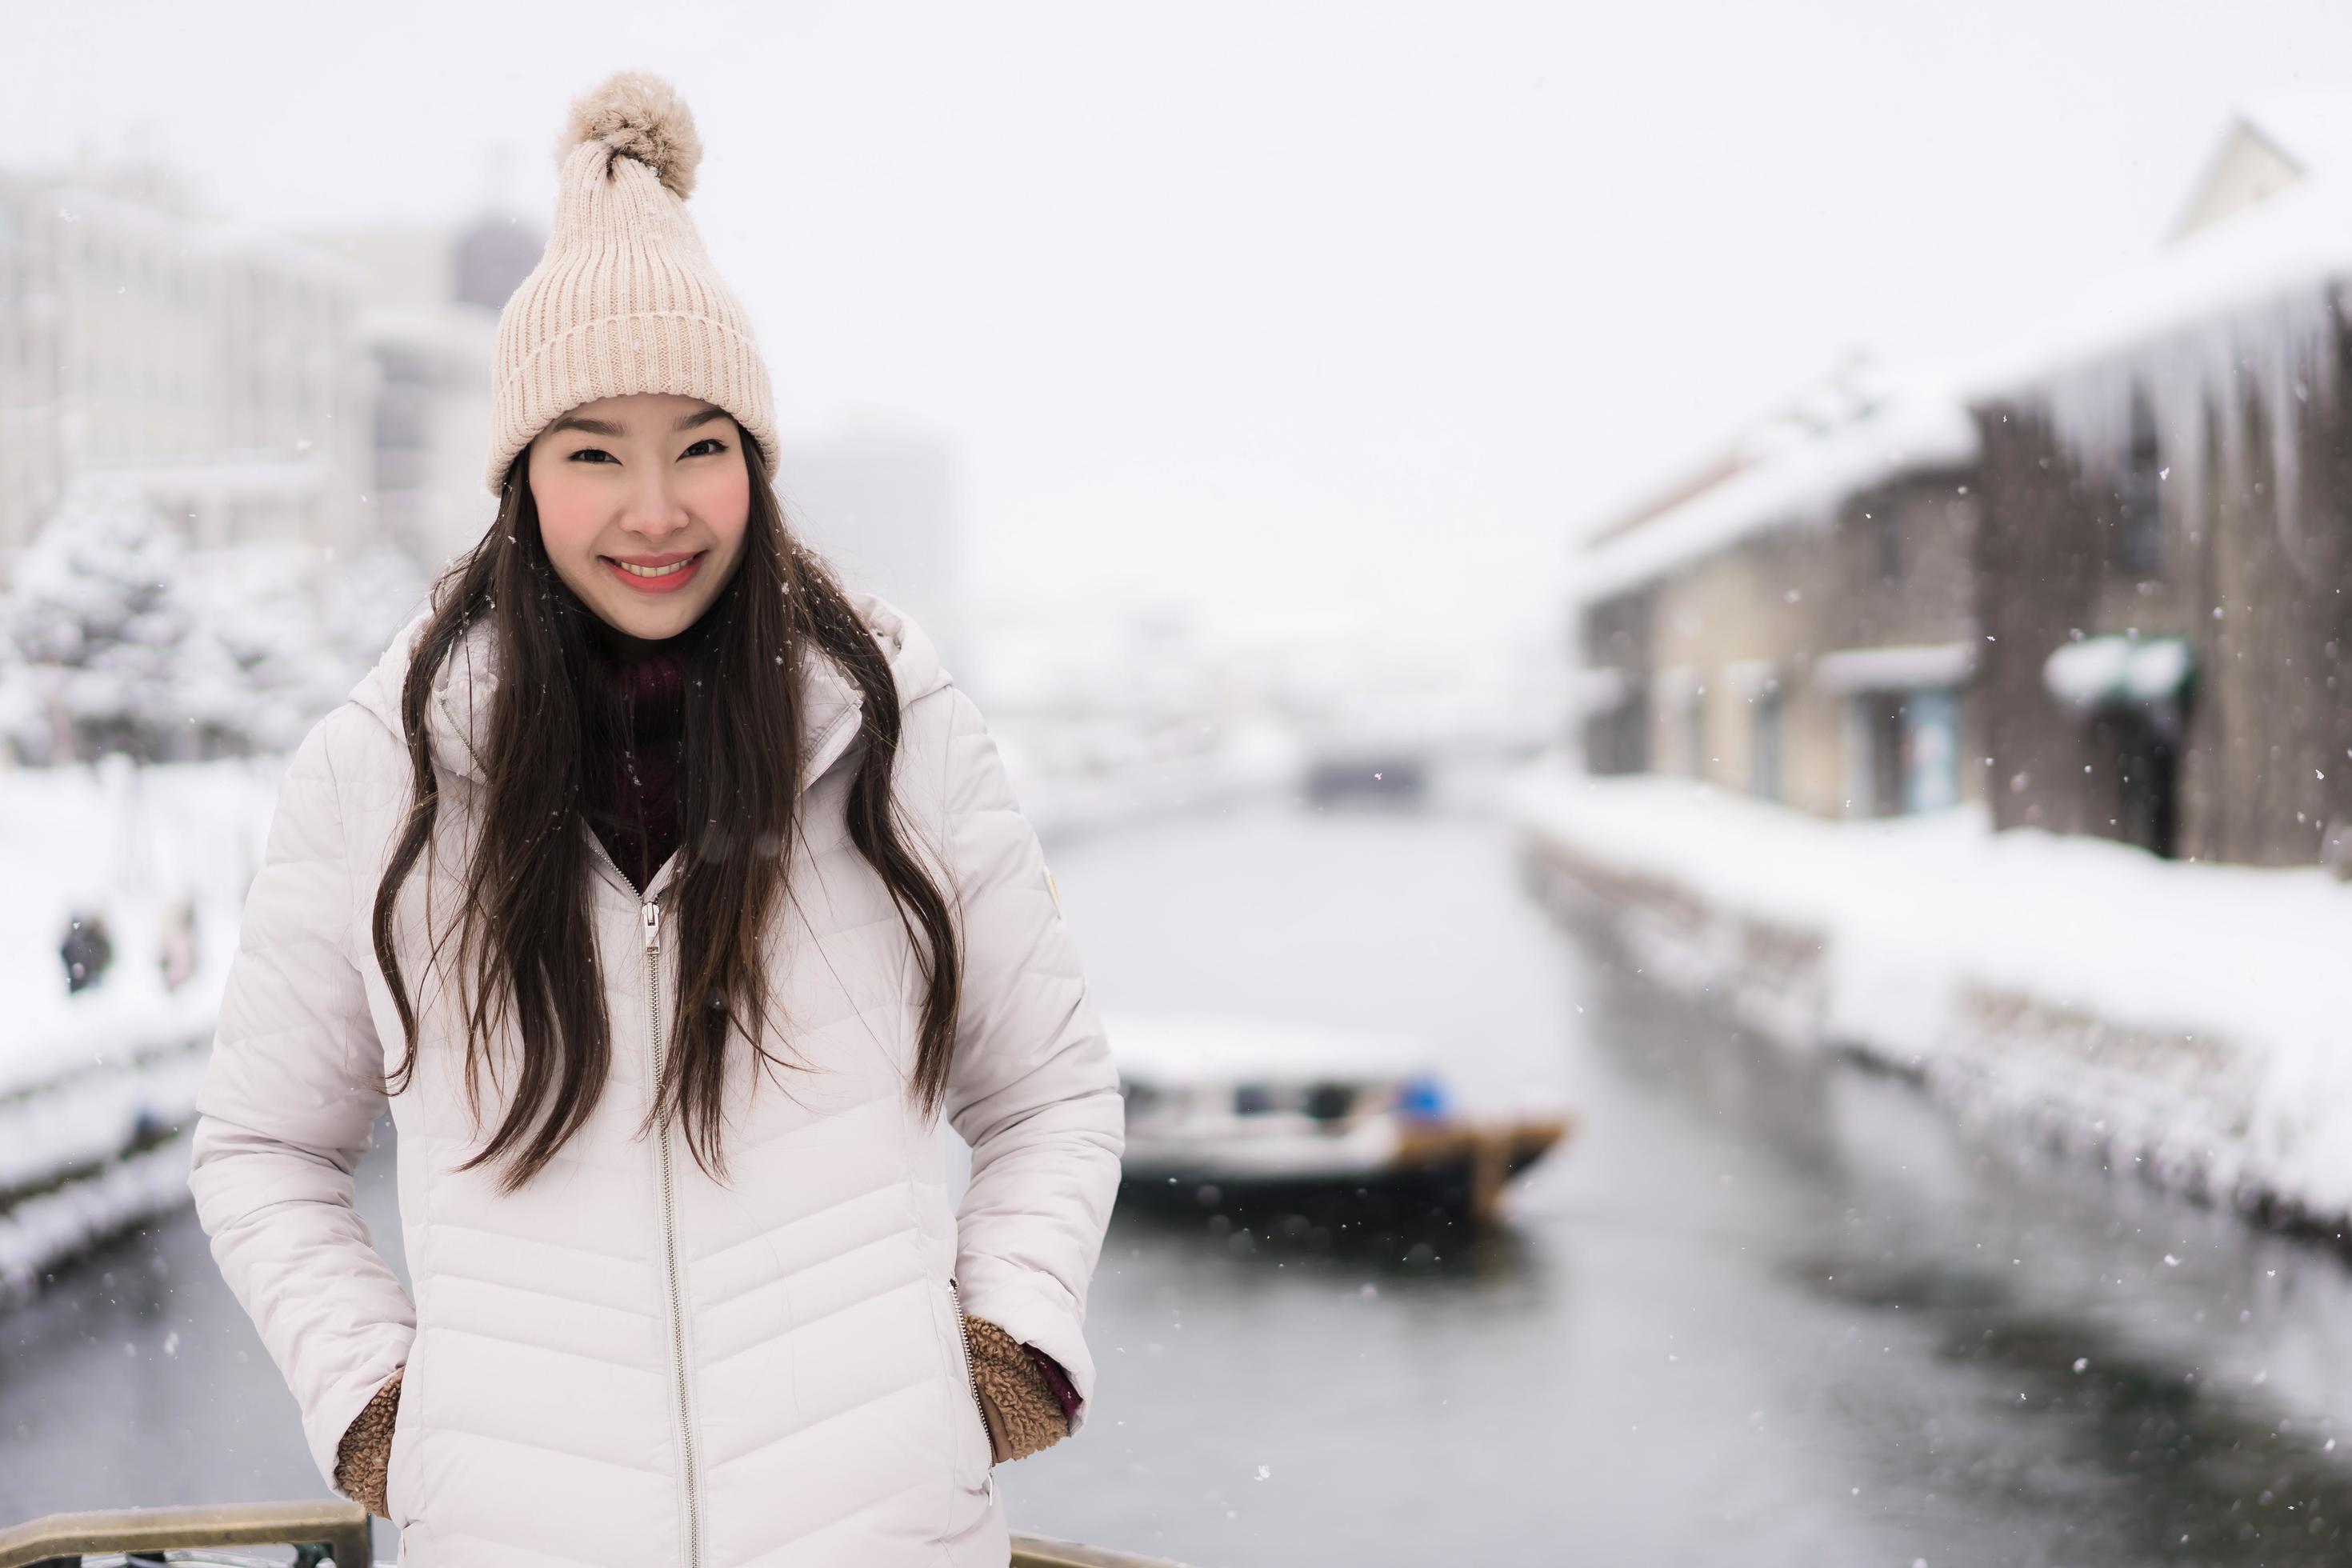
[568,447,618,464]
[682,438,727,458]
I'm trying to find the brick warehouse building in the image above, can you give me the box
[1966,102,2352,866]
[1571,98,2352,873]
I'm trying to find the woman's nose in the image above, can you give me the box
[618,471,692,538]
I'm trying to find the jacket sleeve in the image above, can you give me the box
[187,715,416,1493]
[923,684,1124,1434]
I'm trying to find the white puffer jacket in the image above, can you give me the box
[187,594,1124,1567]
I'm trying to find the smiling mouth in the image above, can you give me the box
[599,550,707,594]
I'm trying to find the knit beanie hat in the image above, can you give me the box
[483,71,779,494]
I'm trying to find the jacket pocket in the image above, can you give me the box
[944,1278,994,1486]
[384,1331,426,1529]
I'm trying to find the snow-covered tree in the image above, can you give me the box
[0,479,433,764]
[175,539,418,755]
[2,478,201,762]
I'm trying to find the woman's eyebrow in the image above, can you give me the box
[546,408,726,439]
[547,414,626,438]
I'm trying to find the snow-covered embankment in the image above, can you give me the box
[1,754,283,1304]
[1510,764,2352,1228]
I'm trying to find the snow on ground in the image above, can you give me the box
[1509,762,2352,1225]
[0,753,284,1297]
[0,1046,208,1198]
[2,753,283,1095]
[0,1135,202,1307]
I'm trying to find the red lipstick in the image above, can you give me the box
[601,550,705,594]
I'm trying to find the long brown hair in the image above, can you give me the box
[369,431,962,1194]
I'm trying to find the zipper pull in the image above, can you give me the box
[642,899,662,954]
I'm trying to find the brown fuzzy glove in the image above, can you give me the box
[963,1315,1072,1464]
[334,1365,405,1518]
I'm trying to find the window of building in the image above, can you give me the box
[1685,686,1708,782]
[2114,396,2163,577]
[1858,694,1904,817]
[1845,688,1962,816]
[1587,684,1650,776]
[1750,684,1786,802]
[1873,507,1902,582]
[1901,689,1961,814]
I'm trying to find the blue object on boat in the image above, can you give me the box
[1398,1074,1450,1121]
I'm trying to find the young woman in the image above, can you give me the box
[187,72,1123,1567]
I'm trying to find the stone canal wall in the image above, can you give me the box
[1510,766,2352,1234]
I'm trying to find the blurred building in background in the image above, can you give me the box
[1572,365,1980,818]
[1567,97,2352,871]
[0,148,538,582]
[0,158,534,767]
[303,204,541,569]
[1969,97,2352,869]
[0,160,371,574]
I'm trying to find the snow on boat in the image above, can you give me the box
[1110,1014,1570,1229]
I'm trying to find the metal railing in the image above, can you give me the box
[0,1501,371,1568]
[1013,1536,1194,1568]
[0,1501,1194,1568]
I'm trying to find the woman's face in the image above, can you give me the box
[526,392,753,646]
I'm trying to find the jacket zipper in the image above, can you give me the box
[946,1277,995,1498]
[645,898,702,1566]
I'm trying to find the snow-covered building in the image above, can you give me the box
[0,161,372,573]
[1521,94,2352,1236]
[303,210,541,568]
[1570,95,2352,869]
[1963,96,2352,867]
[1570,362,1982,819]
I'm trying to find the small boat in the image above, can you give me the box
[0,1501,1187,1568]
[1110,1014,1570,1230]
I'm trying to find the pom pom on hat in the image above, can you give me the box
[562,70,703,200]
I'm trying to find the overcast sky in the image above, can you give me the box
[10,2,2352,643]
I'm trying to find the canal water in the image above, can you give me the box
[9,793,2352,1566]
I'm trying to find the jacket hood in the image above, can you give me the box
[348,590,950,788]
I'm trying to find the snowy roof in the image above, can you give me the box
[1570,98,2352,608]
[1571,385,1978,605]
[1962,97,2352,403]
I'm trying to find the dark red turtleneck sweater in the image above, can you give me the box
[580,633,690,894]
[574,632,1082,1423]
